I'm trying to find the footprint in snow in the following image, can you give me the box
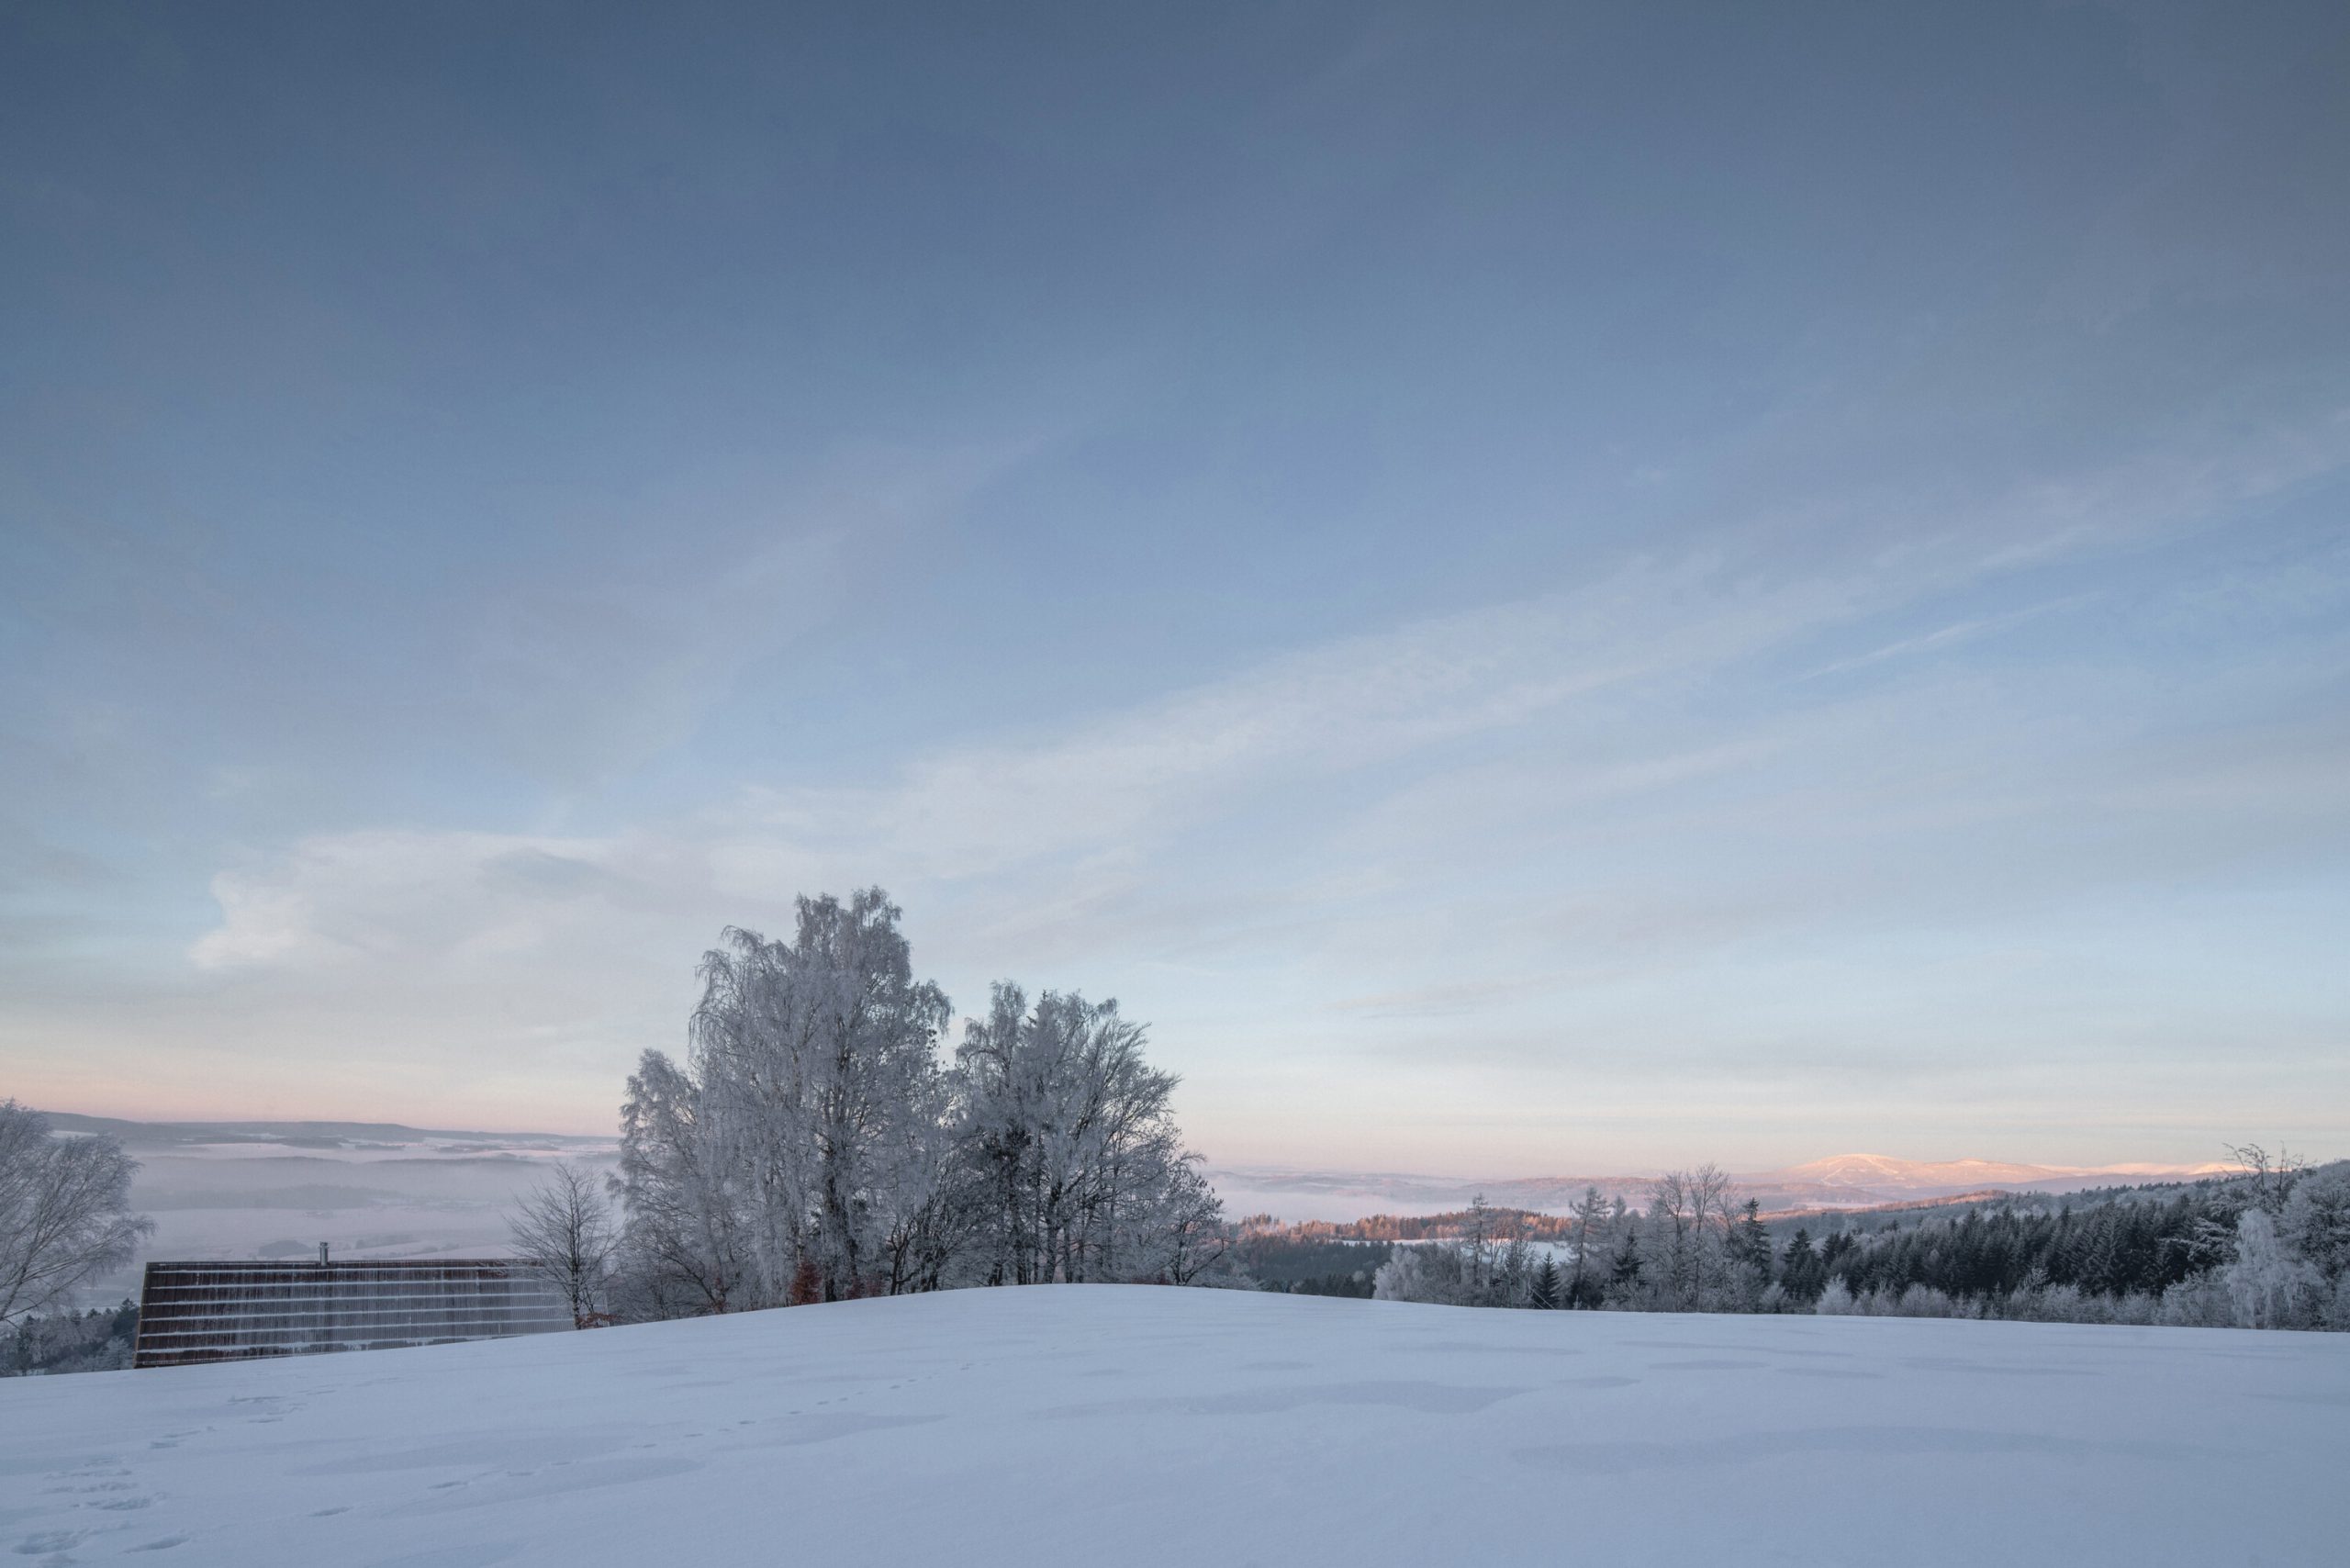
[13,1528,87,1556]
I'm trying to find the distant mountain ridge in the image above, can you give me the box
[1765,1151,2235,1198]
[1209,1151,2243,1222]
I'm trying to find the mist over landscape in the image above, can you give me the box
[32,1109,2251,1311]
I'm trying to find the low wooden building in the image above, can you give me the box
[133,1258,570,1369]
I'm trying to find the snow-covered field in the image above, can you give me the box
[4,1288,2344,1567]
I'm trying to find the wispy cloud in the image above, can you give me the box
[1801,595,2097,680]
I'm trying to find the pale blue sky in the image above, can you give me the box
[4,3,2345,1170]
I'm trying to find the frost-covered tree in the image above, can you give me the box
[870,1065,983,1297]
[1363,1203,1549,1308]
[688,893,952,1304]
[0,1103,151,1327]
[2225,1208,2325,1329]
[608,892,1224,1316]
[1372,1240,1469,1305]
[957,984,1209,1285]
[1473,1199,1533,1307]
[1564,1184,1610,1307]
[1728,1197,1774,1306]
[1642,1165,1737,1310]
[2280,1164,2350,1283]
[3,1297,140,1376]
[1128,1155,1232,1285]
[509,1160,615,1327]
[612,1047,752,1316]
[2225,1142,2303,1216]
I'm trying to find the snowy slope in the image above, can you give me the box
[4,1287,2344,1567]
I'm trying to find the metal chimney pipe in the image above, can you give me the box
[319,1242,330,1265]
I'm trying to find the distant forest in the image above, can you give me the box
[1254,1148,2350,1331]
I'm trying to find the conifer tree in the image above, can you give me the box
[1528,1256,1561,1309]
[1729,1198,1772,1279]
[1609,1228,1643,1294]
[1780,1227,1825,1303]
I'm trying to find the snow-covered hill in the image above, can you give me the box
[5,1288,2344,1566]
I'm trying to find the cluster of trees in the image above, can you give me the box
[1809,1151,2350,1330]
[1371,1150,2350,1332]
[514,891,1233,1321]
[1234,1223,1394,1298]
[3,1297,139,1377]
[0,1101,150,1336]
[1370,1170,1762,1312]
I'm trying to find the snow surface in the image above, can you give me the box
[4,1286,2344,1566]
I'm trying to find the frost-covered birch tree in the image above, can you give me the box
[613,1048,751,1316]
[957,984,1204,1285]
[509,1160,615,1326]
[607,891,1225,1316]
[0,1103,151,1327]
[686,892,951,1305]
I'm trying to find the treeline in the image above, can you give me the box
[1811,1152,2350,1329]
[1,1298,138,1376]
[1236,1230,1394,1298]
[520,890,1237,1323]
[1371,1150,2350,1331]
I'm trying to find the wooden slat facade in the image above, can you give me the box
[133,1260,571,1369]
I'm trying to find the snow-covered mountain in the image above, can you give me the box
[5,1287,2341,1566]
[1751,1152,2237,1206]
[1774,1152,2074,1191]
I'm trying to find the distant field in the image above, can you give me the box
[4,1287,2343,1566]
[42,1117,615,1307]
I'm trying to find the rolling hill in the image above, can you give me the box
[3,1286,2343,1566]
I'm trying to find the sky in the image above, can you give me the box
[3,2,2346,1174]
